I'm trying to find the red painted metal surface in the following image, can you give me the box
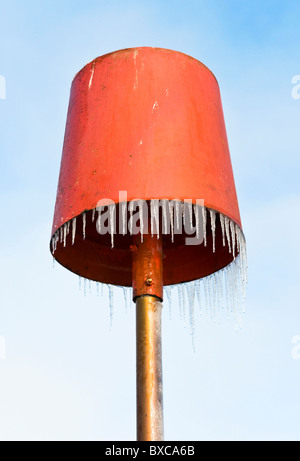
[51,47,242,287]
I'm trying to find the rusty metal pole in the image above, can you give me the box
[132,232,164,441]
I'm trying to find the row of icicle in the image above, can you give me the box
[51,202,248,338]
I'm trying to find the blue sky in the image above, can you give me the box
[0,0,300,441]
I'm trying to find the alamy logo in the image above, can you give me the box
[292,75,300,100]
[0,75,6,100]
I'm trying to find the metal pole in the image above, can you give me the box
[136,296,164,441]
[132,232,164,441]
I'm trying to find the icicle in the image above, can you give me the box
[92,208,96,222]
[174,200,181,233]
[63,223,67,247]
[129,201,134,235]
[224,216,231,253]
[83,278,87,296]
[108,285,114,330]
[67,220,70,235]
[122,286,130,312]
[78,276,82,291]
[60,226,63,243]
[96,281,100,296]
[230,220,236,259]
[121,202,127,235]
[202,206,207,247]
[52,257,55,268]
[219,213,226,246]
[150,200,159,238]
[162,200,169,235]
[89,279,92,295]
[109,204,115,248]
[203,276,209,315]
[195,279,202,315]
[169,201,174,242]
[185,281,196,350]
[82,212,86,240]
[209,209,216,253]
[177,284,183,320]
[165,286,172,319]
[72,217,76,245]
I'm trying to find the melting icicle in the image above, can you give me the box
[209,210,216,253]
[165,286,172,319]
[72,217,76,245]
[63,223,67,247]
[109,205,115,248]
[230,220,236,259]
[89,279,92,295]
[82,213,86,240]
[185,281,196,349]
[219,214,226,246]
[129,201,134,235]
[92,208,96,222]
[60,226,63,243]
[224,216,231,253]
[78,276,82,291]
[169,202,174,242]
[162,200,169,235]
[195,279,202,315]
[150,200,159,238]
[83,278,87,296]
[202,207,207,246]
[96,281,100,297]
[174,200,181,233]
[121,202,127,235]
[122,286,130,312]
